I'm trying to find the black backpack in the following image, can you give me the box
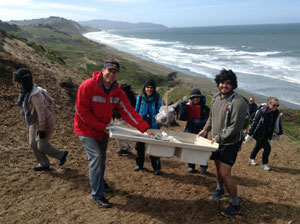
[113,84,136,119]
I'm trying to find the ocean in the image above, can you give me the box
[84,23,300,109]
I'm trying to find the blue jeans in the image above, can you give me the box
[78,135,108,199]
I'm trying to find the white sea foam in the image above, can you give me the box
[84,31,300,107]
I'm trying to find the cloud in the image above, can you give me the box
[94,0,152,3]
[29,2,97,12]
[0,0,32,6]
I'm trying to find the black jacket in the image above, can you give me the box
[248,105,283,141]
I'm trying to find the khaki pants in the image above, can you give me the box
[29,125,64,167]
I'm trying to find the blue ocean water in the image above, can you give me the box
[84,24,300,108]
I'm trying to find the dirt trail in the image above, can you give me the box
[162,87,175,104]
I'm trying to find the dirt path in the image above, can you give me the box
[162,87,175,104]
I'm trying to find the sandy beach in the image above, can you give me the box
[101,42,292,108]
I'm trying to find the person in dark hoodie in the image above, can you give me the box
[113,84,136,155]
[245,97,283,171]
[13,68,68,171]
[179,88,210,174]
[74,60,155,208]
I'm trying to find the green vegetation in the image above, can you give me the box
[281,109,300,143]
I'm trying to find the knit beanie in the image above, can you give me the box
[144,79,156,89]
[13,68,33,92]
[190,88,202,99]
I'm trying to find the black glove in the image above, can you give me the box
[38,131,46,139]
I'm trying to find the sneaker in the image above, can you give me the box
[248,158,257,166]
[262,164,271,171]
[92,196,112,208]
[221,203,241,217]
[209,188,225,199]
[117,149,129,156]
[200,167,207,174]
[134,165,143,171]
[154,170,162,175]
[59,151,68,166]
[187,167,197,173]
[104,183,113,193]
[33,164,50,171]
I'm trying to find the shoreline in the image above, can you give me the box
[101,39,298,110]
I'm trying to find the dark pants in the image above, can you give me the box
[135,142,161,170]
[250,138,271,164]
[188,163,208,169]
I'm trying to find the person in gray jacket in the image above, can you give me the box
[14,68,68,171]
[198,69,247,217]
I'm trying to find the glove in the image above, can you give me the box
[38,131,46,139]
[278,135,283,140]
[245,135,253,143]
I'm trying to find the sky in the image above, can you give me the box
[0,0,300,27]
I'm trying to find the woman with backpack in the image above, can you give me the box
[245,97,283,171]
[13,68,68,171]
[134,79,162,175]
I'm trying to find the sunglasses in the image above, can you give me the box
[272,104,279,107]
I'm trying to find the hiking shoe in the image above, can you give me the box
[33,164,50,171]
[187,167,197,173]
[248,158,258,166]
[262,164,271,171]
[104,183,113,193]
[221,203,241,217]
[134,165,143,171]
[154,170,162,175]
[209,188,225,199]
[59,151,68,166]
[117,149,130,156]
[92,196,112,208]
[200,167,207,174]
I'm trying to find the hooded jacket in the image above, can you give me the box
[248,104,283,141]
[74,72,149,140]
[27,84,55,136]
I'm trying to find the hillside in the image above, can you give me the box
[7,16,92,35]
[1,27,300,223]
[78,19,168,30]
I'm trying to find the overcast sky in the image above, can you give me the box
[1,0,300,27]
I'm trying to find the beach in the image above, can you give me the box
[84,24,300,109]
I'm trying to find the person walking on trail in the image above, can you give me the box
[134,79,162,175]
[198,69,247,217]
[13,68,68,171]
[248,97,258,122]
[179,88,210,174]
[244,96,258,134]
[74,60,155,208]
[246,97,283,171]
[112,84,136,156]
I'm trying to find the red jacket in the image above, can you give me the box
[74,72,149,140]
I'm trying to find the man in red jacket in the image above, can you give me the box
[74,59,155,208]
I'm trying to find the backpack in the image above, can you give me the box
[212,92,249,131]
[113,84,136,120]
[37,86,55,111]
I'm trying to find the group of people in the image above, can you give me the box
[14,60,283,217]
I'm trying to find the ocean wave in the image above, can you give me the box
[84,31,300,106]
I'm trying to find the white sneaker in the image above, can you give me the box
[262,164,271,171]
[248,158,258,166]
